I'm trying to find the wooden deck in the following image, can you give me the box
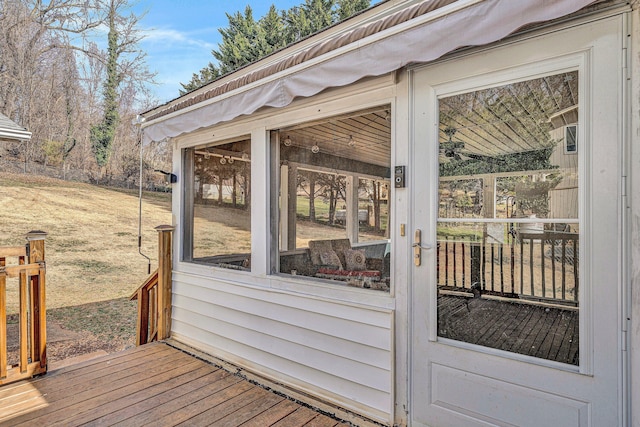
[0,342,349,426]
[438,294,579,365]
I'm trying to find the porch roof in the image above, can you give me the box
[0,112,31,142]
[141,0,603,144]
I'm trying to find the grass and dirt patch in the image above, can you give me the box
[0,172,172,364]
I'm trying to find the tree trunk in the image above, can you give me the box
[308,173,316,221]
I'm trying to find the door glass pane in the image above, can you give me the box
[437,71,580,365]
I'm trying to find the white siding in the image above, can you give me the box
[171,270,394,423]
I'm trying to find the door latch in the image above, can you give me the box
[412,229,432,266]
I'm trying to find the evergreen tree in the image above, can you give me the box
[335,0,370,21]
[302,0,334,35]
[180,0,371,93]
[180,63,221,94]
[259,5,287,54]
[214,6,261,75]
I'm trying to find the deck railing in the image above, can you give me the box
[131,225,174,346]
[437,230,578,306]
[0,231,47,386]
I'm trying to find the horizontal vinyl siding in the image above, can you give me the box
[171,270,394,421]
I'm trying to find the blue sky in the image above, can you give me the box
[133,1,303,103]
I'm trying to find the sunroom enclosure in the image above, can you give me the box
[138,1,632,424]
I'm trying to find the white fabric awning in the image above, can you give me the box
[142,0,597,143]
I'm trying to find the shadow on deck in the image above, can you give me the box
[0,341,349,426]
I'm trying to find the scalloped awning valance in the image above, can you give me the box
[141,0,597,143]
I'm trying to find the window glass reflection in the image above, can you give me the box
[184,139,252,270]
[437,71,580,365]
[277,107,392,291]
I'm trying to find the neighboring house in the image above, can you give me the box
[0,112,31,143]
[140,1,639,425]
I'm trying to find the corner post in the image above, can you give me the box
[26,230,47,369]
[155,225,174,340]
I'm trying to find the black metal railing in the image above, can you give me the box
[437,231,578,306]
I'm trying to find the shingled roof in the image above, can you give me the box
[0,112,31,141]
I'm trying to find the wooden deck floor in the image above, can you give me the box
[438,294,579,365]
[0,342,349,427]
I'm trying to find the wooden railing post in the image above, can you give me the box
[26,230,47,369]
[0,253,6,380]
[155,225,174,341]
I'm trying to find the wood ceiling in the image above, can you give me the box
[276,70,578,170]
[279,106,392,168]
[439,71,579,159]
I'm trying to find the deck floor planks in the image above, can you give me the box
[175,386,273,426]
[497,303,538,352]
[238,399,302,426]
[475,300,515,346]
[303,415,345,426]
[509,306,549,356]
[9,356,202,425]
[208,390,285,427]
[0,347,186,422]
[438,295,579,364]
[50,364,223,425]
[111,374,246,426]
[0,342,348,427]
[0,342,175,408]
[145,380,256,426]
[533,309,565,360]
[555,310,579,364]
[271,406,321,426]
[79,368,230,426]
[0,342,170,403]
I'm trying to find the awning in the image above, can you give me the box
[0,112,31,141]
[142,0,597,143]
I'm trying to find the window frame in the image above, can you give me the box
[269,106,394,293]
[565,124,578,154]
[181,137,253,269]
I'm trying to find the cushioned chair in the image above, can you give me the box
[308,239,382,282]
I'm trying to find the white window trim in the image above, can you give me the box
[173,79,398,308]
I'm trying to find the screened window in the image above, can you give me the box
[183,138,251,270]
[565,124,577,153]
[276,107,392,292]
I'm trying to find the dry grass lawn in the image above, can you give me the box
[0,172,172,362]
[0,172,387,364]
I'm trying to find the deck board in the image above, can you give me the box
[62,366,225,425]
[0,342,347,427]
[237,399,302,427]
[271,406,321,427]
[208,391,285,427]
[438,294,579,365]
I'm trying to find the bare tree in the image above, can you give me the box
[0,0,159,183]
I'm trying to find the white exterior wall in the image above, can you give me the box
[629,4,640,427]
[170,271,394,422]
[168,77,400,425]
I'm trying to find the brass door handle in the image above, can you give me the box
[413,230,432,266]
[412,242,433,250]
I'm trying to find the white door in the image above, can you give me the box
[410,15,625,427]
